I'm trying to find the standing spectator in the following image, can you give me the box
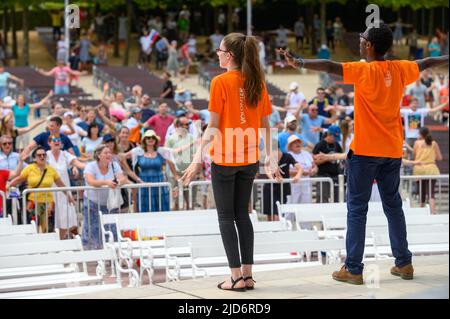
[287,135,317,204]
[95,13,106,43]
[326,20,335,52]
[258,37,266,72]
[167,40,180,78]
[61,111,86,157]
[166,17,178,42]
[73,32,91,72]
[161,71,174,99]
[126,108,143,130]
[47,135,85,239]
[408,79,428,108]
[294,17,305,51]
[177,13,190,42]
[401,98,448,146]
[313,14,321,47]
[134,130,170,212]
[232,8,240,31]
[164,110,197,142]
[187,34,197,60]
[155,36,169,70]
[428,37,441,57]
[77,107,104,133]
[312,125,343,203]
[140,29,154,69]
[420,70,435,108]
[210,30,224,52]
[391,18,406,45]
[94,44,108,66]
[68,50,81,72]
[278,114,305,153]
[413,127,442,214]
[83,145,127,249]
[218,9,226,34]
[139,94,156,123]
[408,28,419,60]
[284,82,306,115]
[262,148,302,221]
[0,113,46,152]
[0,64,24,99]
[309,87,334,119]
[340,119,354,154]
[50,10,63,40]
[180,41,192,79]
[165,117,197,210]
[56,35,67,62]
[38,60,86,95]
[333,17,343,48]
[300,104,336,149]
[81,123,104,160]
[9,147,70,233]
[144,103,174,146]
[317,44,331,59]
[275,25,289,50]
[118,13,127,44]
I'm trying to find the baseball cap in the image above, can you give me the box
[284,114,297,126]
[103,134,115,142]
[326,125,341,142]
[289,82,299,91]
[131,107,142,115]
[63,111,75,118]
[176,109,187,117]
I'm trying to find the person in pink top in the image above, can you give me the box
[143,102,174,146]
[180,41,192,79]
[38,60,86,95]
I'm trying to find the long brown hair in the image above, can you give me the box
[223,33,265,108]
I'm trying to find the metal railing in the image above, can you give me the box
[0,190,6,219]
[400,175,449,213]
[187,177,335,218]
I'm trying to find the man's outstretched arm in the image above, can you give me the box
[277,48,343,76]
[416,55,449,72]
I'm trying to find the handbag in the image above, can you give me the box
[107,163,123,211]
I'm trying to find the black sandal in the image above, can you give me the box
[217,276,247,292]
[243,276,256,290]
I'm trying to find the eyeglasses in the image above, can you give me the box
[52,138,62,143]
[359,33,369,41]
[36,153,46,158]
[215,48,232,55]
[311,109,319,112]
[2,142,12,146]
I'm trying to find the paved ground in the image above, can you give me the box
[64,254,448,299]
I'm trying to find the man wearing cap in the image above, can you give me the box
[312,125,343,203]
[174,86,192,107]
[61,111,87,157]
[164,109,197,142]
[278,114,306,153]
[299,104,337,149]
[126,107,143,130]
[284,82,306,115]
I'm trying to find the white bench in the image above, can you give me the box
[0,232,59,245]
[372,232,449,258]
[0,221,37,236]
[0,215,12,226]
[177,237,345,279]
[0,248,139,298]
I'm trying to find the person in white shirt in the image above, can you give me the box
[284,82,307,115]
[400,97,448,146]
[276,25,289,49]
[287,135,317,204]
[139,29,153,69]
[126,108,142,130]
[60,111,87,157]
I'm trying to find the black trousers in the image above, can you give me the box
[211,162,259,268]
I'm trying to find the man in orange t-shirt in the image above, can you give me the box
[280,23,449,284]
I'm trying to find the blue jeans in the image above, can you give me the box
[0,86,7,99]
[54,84,70,95]
[345,151,412,275]
[82,200,118,250]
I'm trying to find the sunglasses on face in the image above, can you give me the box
[36,153,46,158]
[2,142,12,146]
[52,138,62,143]
[311,109,318,112]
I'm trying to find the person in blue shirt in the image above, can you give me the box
[308,87,334,119]
[23,117,75,156]
[277,114,306,153]
[76,107,104,135]
[300,104,337,148]
[174,86,192,107]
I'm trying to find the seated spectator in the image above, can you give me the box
[308,87,335,119]
[174,86,192,106]
[185,101,210,126]
[278,114,306,153]
[126,108,143,130]
[312,125,343,203]
[77,106,105,134]
[300,104,337,149]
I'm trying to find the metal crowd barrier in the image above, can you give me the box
[400,175,449,213]
[0,190,6,218]
[187,177,335,218]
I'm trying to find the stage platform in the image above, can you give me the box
[62,254,448,299]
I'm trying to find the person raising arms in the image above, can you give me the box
[279,22,448,284]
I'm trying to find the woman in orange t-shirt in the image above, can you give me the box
[181,33,282,291]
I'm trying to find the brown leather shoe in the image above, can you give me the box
[332,266,364,285]
[391,264,414,280]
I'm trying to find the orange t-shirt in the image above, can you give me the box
[342,60,419,158]
[208,70,272,166]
